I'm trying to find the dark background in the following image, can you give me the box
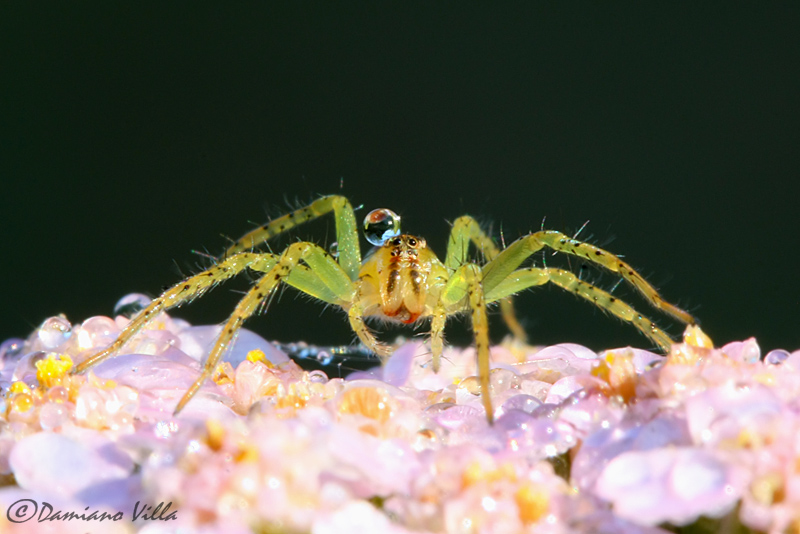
[2,4,798,359]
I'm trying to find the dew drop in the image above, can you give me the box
[363,208,401,246]
[316,351,333,366]
[328,241,339,259]
[765,349,789,366]
[0,339,24,361]
[457,376,481,395]
[307,370,328,384]
[46,386,69,403]
[38,316,72,349]
[114,293,152,318]
[39,402,69,431]
[502,394,542,414]
[490,368,519,393]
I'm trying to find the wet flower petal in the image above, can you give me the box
[10,432,133,496]
[595,447,745,526]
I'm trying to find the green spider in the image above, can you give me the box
[74,195,695,423]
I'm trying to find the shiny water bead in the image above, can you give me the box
[37,316,72,349]
[10,392,33,413]
[363,208,401,246]
[457,376,482,395]
[76,316,119,351]
[502,394,542,414]
[45,385,69,403]
[134,328,180,356]
[328,241,339,259]
[74,385,137,429]
[307,370,328,384]
[39,402,70,431]
[113,293,152,318]
[490,368,520,394]
[0,338,23,361]
[8,381,31,396]
[764,349,789,366]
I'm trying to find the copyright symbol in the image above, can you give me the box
[7,499,37,523]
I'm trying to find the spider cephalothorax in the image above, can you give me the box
[74,195,696,423]
[359,234,442,324]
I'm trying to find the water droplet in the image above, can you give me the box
[77,316,120,350]
[46,386,69,403]
[502,394,542,414]
[765,349,789,366]
[363,208,401,246]
[39,402,69,431]
[0,338,24,361]
[490,368,519,393]
[328,241,339,258]
[316,351,332,366]
[457,376,482,395]
[114,293,152,318]
[37,316,72,349]
[307,370,328,383]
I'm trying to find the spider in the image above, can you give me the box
[73,195,695,423]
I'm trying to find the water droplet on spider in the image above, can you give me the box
[37,316,72,349]
[114,293,152,318]
[363,208,401,246]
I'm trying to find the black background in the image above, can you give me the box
[2,4,798,357]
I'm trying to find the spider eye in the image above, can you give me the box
[363,208,401,246]
[407,238,417,247]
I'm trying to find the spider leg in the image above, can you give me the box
[485,267,674,351]
[347,294,392,359]
[482,230,695,332]
[73,252,278,374]
[259,245,393,357]
[429,303,447,371]
[438,263,494,423]
[225,195,361,281]
[445,215,527,342]
[173,241,355,414]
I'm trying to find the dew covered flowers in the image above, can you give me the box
[1,306,799,534]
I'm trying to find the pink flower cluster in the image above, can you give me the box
[1,301,799,533]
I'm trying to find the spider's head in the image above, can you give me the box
[385,234,427,256]
[358,209,440,324]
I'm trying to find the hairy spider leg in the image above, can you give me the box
[437,263,493,422]
[444,215,527,342]
[225,195,362,281]
[479,230,695,347]
[484,267,674,351]
[73,253,279,374]
[173,241,357,414]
